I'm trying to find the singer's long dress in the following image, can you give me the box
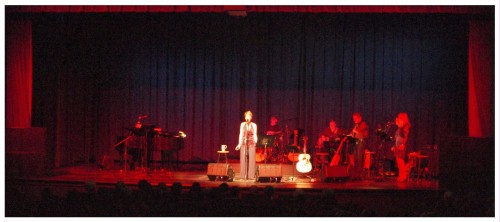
[393,125,410,181]
[238,122,258,180]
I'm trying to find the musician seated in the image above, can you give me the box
[265,116,282,135]
[316,120,342,153]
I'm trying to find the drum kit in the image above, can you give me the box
[255,129,306,164]
[255,133,289,163]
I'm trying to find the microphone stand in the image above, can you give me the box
[113,132,134,176]
[244,140,249,180]
[263,142,268,164]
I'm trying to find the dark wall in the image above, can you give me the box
[439,136,494,194]
[31,13,469,166]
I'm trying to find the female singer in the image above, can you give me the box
[235,111,258,180]
[392,112,411,182]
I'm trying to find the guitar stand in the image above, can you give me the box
[289,153,314,182]
[288,150,297,182]
[263,143,268,164]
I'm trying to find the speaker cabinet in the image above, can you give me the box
[322,165,350,182]
[256,164,282,183]
[207,163,234,182]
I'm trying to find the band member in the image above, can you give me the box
[265,116,282,136]
[392,112,411,182]
[235,111,258,180]
[316,120,342,153]
[349,112,369,180]
[265,116,284,161]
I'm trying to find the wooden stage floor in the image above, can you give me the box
[11,162,439,191]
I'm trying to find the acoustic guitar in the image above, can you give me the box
[296,136,312,173]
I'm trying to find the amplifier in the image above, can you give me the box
[322,165,350,182]
[256,164,282,183]
[207,163,234,182]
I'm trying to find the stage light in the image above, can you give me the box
[179,131,187,138]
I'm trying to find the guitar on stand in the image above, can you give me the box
[296,136,312,173]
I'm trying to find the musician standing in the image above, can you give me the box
[349,112,369,181]
[235,111,258,180]
[392,112,411,182]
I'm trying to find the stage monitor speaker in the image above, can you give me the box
[207,163,234,182]
[256,164,282,183]
[322,165,350,182]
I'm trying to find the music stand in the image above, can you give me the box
[113,134,135,175]
[257,135,276,164]
[323,141,337,157]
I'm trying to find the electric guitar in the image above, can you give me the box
[296,136,312,173]
[330,136,347,166]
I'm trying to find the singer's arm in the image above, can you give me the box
[236,122,245,150]
[253,123,258,145]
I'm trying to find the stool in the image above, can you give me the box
[217,150,229,163]
[415,155,429,180]
[364,151,376,177]
[314,152,330,170]
[407,153,429,181]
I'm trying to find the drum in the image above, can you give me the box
[287,153,299,162]
[255,147,272,163]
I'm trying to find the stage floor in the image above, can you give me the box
[7,163,444,216]
[11,162,439,191]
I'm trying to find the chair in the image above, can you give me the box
[314,152,330,170]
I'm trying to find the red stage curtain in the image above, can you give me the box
[468,20,494,137]
[6,20,32,128]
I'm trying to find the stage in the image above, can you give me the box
[6,161,445,216]
[10,161,438,189]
